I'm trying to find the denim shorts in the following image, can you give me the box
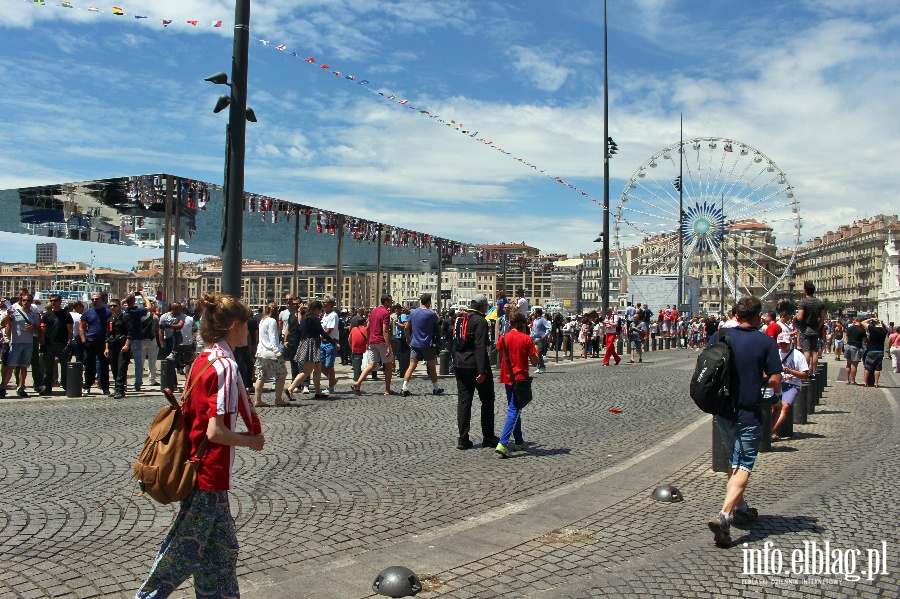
[716,416,762,472]
[7,342,33,368]
[320,341,336,369]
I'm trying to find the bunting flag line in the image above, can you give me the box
[10,0,601,211]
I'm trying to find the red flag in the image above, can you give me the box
[187,20,198,26]
[212,20,222,27]
[305,57,315,63]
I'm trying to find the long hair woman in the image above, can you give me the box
[253,302,289,407]
[135,292,265,598]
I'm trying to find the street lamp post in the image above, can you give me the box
[207,0,251,299]
[601,0,610,313]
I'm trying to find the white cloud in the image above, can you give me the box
[508,45,573,92]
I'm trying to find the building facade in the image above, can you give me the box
[35,243,58,265]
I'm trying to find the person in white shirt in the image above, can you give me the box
[319,296,341,394]
[771,331,809,440]
[515,288,530,315]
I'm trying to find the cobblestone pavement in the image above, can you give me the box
[1,351,897,598]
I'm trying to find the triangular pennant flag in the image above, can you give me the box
[162,19,172,26]
[112,6,123,15]
[187,20,198,26]
[212,20,222,27]
[60,2,73,8]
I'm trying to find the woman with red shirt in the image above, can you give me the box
[495,311,538,458]
[135,293,265,599]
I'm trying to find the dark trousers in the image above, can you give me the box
[41,342,70,391]
[83,339,110,392]
[455,367,496,442]
[234,346,253,389]
[108,341,132,393]
[30,338,43,390]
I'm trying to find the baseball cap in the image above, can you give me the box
[777,332,792,344]
[471,294,489,308]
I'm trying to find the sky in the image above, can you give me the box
[0,0,898,270]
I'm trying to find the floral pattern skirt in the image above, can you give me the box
[134,489,239,599]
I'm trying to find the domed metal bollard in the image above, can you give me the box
[373,566,422,597]
[651,484,683,502]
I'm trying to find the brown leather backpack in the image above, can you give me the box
[133,357,221,504]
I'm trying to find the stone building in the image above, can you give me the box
[787,215,899,314]
[877,227,900,324]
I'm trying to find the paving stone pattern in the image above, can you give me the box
[405,369,900,598]
[0,353,700,598]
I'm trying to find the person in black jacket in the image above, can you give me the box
[454,294,498,450]
[105,298,133,399]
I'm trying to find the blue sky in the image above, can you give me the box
[0,0,898,270]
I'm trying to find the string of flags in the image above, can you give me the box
[16,0,602,210]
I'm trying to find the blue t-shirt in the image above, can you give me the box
[408,307,438,348]
[531,316,551,341]
[81,306,112,342]
[708,326,782,425]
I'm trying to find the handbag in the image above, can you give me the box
[501,335,534,410]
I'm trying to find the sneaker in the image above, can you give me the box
[708,513,732,546]
[301,386,310,394]
[400,389,411,397]
[482,436,500,448]
[432,387,444,395]
[731,507,759,526]
[112,391,125,399]
[16,387,28,398]
[457,438,474,450]
[495,443,511,458]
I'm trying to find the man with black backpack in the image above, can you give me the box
[454,294,498,450]
[795,280,825,375]
[703,296,782,547]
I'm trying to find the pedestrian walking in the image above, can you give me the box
[844,317,865,385]
[252,302,289,407]
[319,297,341,395]
[628,312,647,363]
[795,281,825,374]
[494,310,538,458]
[400,293,444,396]
[889,325,900,373]
[141,302,160,387]
[285,300,337,399]
[349,317,368,382]
[706,296,782,547]
[860,317,889,388]
[134,292,264,599]
[602,307,621,366]
[530,307,551,373]
[454,294,498,450]
[352,295,395,395]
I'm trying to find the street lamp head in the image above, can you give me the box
[204,71,230,85]
[245,107,258,122]
[213,95,231,113]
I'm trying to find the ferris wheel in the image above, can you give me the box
[613,137,801,306]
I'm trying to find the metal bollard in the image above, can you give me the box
[617,338,624,356]
[397,351,410,380]
[65,362,83,398]
[778,404,794,438]
[822,361,828,386]
[439,349,450,375]
[759,397,773,453]
[811,371,821,406]
[803,380,815,415]
[793,384,808,424]
[489,348,499,368]
[712,416,729,472]
[665,337,672,350]
[644,335,649,352]
[161,358,178,392]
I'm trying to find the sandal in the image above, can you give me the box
[284,389,295,402]
[253,401,272,407]
[275,400,292,406]
[384,390,396,395]
[352,383,361,396]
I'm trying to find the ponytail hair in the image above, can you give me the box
[198,292,252,344]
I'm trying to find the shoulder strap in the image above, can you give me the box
[180,355,224,460]
[501,335,518,383]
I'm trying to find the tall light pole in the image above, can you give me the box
[677,113,684,313]
[206,0,251,299]
[601,0,611,312]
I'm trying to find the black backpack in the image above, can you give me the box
[690,329,733,414]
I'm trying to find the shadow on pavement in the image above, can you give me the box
[733,514,825,542]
